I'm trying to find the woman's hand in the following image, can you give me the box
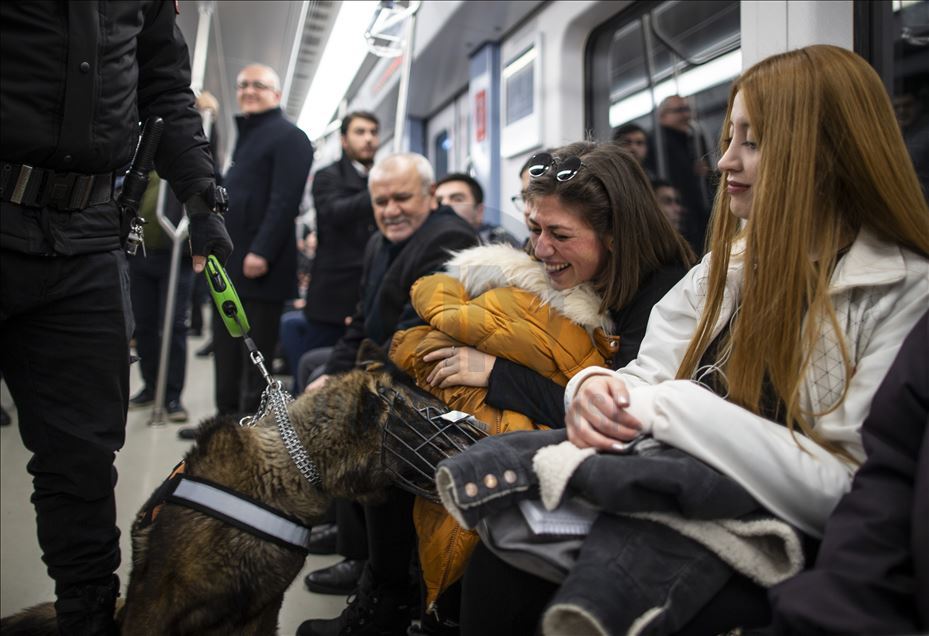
[423,346,496,388]
[566,374,643,450]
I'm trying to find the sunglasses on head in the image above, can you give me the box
[526,153,584,182]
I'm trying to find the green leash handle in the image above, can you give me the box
[204,254,250,337]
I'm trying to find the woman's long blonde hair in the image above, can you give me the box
[676,45,929,458]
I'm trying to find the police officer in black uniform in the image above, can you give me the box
[0,2,232,633]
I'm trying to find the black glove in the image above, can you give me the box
[186,185,233,263]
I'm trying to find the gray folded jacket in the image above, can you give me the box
[435,429,806,635]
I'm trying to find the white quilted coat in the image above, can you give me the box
[565,229,929,537]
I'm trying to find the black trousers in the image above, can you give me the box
[0,248,131,591]
[212,298,283,415]
[129,251,193,403]
[188,273,209,333]
[335,498,369,560]
[365,487,416,586]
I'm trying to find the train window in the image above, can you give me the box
[501,37,543,157]
[587,1,740,162]
[505,46,536,125]
[856,0,929,194]
[586,0,740,253]
[652,1,740,64]
[608,22,649,113]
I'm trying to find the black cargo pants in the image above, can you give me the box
[0,246,132,592]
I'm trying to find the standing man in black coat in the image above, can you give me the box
[298,152,478,636]
[651,95,714,255]
[279,111,380,391]
[207,63,314,419]
[0,2,232,633]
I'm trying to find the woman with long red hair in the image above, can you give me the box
[457,44,929,635]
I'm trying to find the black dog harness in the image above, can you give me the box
[137,461,312,553]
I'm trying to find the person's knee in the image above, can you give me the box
[280,310,307,336]
[31,444,117,501]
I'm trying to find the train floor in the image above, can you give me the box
[0,327,349,634]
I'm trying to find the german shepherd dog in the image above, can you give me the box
[1,351,483,635]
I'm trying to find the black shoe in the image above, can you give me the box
[166,400,189,423]
[128,388,154,409]
[408,614,460,636]
[304,558,366,595]
[297,565,411,636]
[177,426,198,440]
[306,522,339,555]
[195,341,213,357]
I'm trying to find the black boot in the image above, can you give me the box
[297,565,413,636]
[55,575,119,636]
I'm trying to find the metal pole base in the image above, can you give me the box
[148,406,169,427]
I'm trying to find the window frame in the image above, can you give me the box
[584,0,740,180]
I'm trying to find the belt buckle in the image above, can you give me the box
[46,171,78,210]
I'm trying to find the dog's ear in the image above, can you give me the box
[356,339,387,371]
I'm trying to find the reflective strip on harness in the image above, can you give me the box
[170,477,311,550]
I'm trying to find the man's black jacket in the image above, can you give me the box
[223,107,313,302]
[652,126,712,255]
[0,0,215,255]
[305,154,376,325]
[324,206,478,374]
[0,1,213,200]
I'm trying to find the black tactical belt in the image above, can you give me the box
[1,162,114,211]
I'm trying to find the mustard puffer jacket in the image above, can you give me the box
[389,243,620,613]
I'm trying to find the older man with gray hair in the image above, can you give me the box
[205,62,314,422]
[298,153,477,636]
[306,152,477,389]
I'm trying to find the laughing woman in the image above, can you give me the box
[389,140,693,622]
[455,45,929,636]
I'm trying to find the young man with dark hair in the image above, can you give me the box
[436,172,519,247]
[281,111,381,387]
[650,178,685,232]
[612,122,650,166]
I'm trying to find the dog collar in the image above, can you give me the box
[242,381,321,487]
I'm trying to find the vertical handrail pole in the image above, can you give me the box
[149,2,211,425]
[642,13,668,181]
[393,11,418,152]
[191,1,214,94]
[150,194,189,426]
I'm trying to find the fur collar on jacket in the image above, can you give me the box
[443,244,614,333]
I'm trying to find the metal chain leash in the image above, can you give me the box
[232,314,321,487]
